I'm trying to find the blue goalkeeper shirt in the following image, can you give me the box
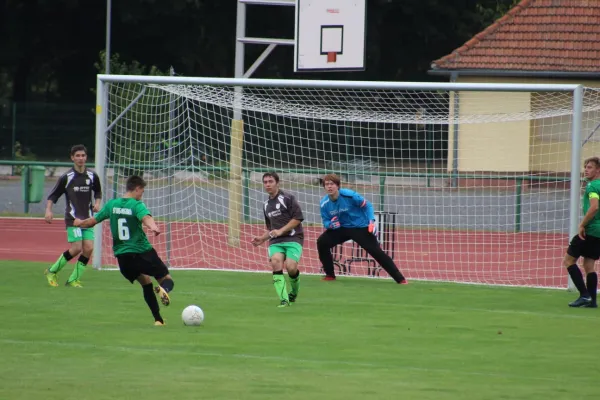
[320,188,375,229]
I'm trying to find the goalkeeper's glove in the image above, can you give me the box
[329,216,341,230]
[368,220,377,237]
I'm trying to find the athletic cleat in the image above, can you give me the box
[65,280,83,288]
[568,296,592,307]
[398,279,408,285]
[44,269,59,287]
[288,292,297,303]
[584,302,598,308]
[154,286,170,306]
[321,275,336,281]
[154,320,166,326]
[278,300,290,308]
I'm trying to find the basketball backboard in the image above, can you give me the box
[294,0,366,72]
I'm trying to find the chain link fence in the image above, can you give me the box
[0,100,95,161]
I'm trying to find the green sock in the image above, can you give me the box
[289,271,300,296]
[49,254,69,274]
[273,272,289,302]
[68,256,89,283]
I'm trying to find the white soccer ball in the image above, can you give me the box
[182,305,204,326]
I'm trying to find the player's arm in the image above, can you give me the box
[270,219,301,238]
[141,215,161,236]
[74,217,98,229]
[251,208,272,246]
[321,200,338,229]
[353,192,377,234]
[135,202,160,236]
[579,192,599,238]
[352,192,375,221]
[45,174,67,223]
[92,172,103,212]
[74,202,110,228]
[270,196,304,238]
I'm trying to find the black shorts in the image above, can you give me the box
[567,234,600,260]
[116,248,169,283]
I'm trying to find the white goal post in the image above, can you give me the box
[93,74,600,288]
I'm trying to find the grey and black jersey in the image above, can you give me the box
[263,190,304,246]
[47,168,102,227]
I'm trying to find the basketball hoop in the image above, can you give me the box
[327,52,337,63]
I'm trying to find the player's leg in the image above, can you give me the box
[282,243,302,302]
[137,274,166,326]
[154,273,174,306]
[316,229,348,280]
[45,228,83,287]
[580,235,600,308]
[66,229,95,286]
[138,248,173,306]
[564,235,591,307]
[117,253,164,325]
[581,258,597,308]
[348,228,407,284]
[268,245,290,307]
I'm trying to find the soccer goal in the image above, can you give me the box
[93,75,600,288]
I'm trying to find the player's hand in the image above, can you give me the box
[368,220,378,237]
[251,236,266,247]
[150,226,161,236]
[329,216,340,230]
[44,210,53,224]
[92,204,100,212]
[73,218,82,227]
[578,224,586,240]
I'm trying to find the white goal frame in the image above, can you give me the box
[93,74,584,289]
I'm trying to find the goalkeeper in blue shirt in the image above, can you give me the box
[318,173,407,283]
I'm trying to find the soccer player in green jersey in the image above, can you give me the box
[564,156,600,308]
[74,175,175,325]
[251,172,303,307]
[44,144,102,287]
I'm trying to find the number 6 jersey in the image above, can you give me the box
[94,198,153,256]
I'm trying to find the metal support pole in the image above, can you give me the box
[451,72,459,188]
[93,79,108,270]
[105,0,112,74]
[568,86,584,291]
[166,66,175,266]
[11,102,16,176]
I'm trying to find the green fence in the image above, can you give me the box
[0,101,95,161]
[0,160,570,233]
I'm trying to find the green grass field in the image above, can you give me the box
[0,261,597,400]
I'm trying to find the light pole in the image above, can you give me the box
[105,0,112,74]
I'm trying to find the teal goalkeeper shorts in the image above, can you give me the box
[268,242,303,263]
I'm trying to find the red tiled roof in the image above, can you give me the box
[431,0,600,73]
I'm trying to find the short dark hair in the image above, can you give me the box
[585,157,600,168]
[126,175,147,192]
[70,144,87,156]
[262,172,280,184]
[322,173,341,187]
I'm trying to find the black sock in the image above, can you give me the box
[78,255,89,265]
[142,283,163,323]
[586,272,598,304]
[567,265,589,297]
[289,270,300,279]
[161,278,174,293]
[63,250,74,261]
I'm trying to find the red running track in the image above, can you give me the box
[0,218,569,288]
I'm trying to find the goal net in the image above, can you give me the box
[94,76,600,288]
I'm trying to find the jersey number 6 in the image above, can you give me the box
[118,218,130,240]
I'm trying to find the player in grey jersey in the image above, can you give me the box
[44,144,102,287]
[251,172,304,307]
